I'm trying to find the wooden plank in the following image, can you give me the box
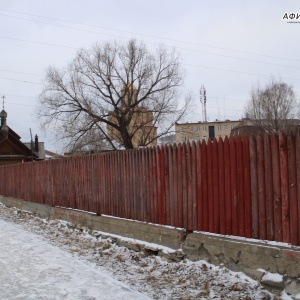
[257,133,267,240]
[230,136,238,236]
[207,139,214,232]
[186,142,193,231]
[218,138,225,235]
[264,134,274,240]
[271,133,282,242]
[177,143,183,228]
[201,139,208,232]
[249,135,258,238]
[196,141,203,231]
[165,145,172,226]
[191,141,197,231]
[182,143,188,229]
[236,135,244,237]
[212,138,220,233]
[279,132,290,243]
[224,136,232,235]
[243,135,252,238]
[296,129,300,245]
[287,132,299,246]
[172,144,179,227]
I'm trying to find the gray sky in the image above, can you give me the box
[0,1,299,152]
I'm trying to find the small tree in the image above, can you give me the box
[244,79,299,133]
[37,39,191,150]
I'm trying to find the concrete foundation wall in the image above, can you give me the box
[1,196,299,295]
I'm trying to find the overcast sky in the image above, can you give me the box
[0,1,299,152]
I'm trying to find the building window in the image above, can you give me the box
[190,126,194,132]
[217,125,221,131]
[196,126,200,132]
[231,125,234,129]
[180,127,184,133]
[196,136,201,141]
[181,137,184,142]
[203,126,206,132]
[224,125,228,131]
[190,136,194,141]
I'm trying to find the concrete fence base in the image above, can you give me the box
[0,196,299,296]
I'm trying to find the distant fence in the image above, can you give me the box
[0,130,299,246]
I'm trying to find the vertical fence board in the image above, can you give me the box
[271,134,282,242]
[296,130,300,244]
[186,142,193,231]
[165,145,173,226]
[182,143,188,229]
[172,144,178,227]
[218,138,225,235]
[264,134,274,240]
[177,143,183,228]
[287,132,298,246]
[279,132,290,243]
[191,141,197,231]
[236,136,244,237]
[224,137,232,235]
[230,136,238,236]
[212,139,220,233]
[257,133,267,240]
[196,141,203,231]
[243,135,252,238]
[207,139,214,232]
[249,135,258,239]
[201,140,208,232]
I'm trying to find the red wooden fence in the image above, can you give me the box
[0,130,299,246]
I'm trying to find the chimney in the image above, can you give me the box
[35,135,39,152]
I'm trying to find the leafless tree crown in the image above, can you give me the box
[244,79,299,133]
[37,39,191,150]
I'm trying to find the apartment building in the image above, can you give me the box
[175,120,241,143]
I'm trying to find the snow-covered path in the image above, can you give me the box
[0,219,150,300]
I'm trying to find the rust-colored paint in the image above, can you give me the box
[257,133,267,240]
[218,138,225,235]
[201,140,208,231]
[207,139,214,233]
[236,135,244,237]
[279,132,290,243]
[296,130,300,244]
[243,135,252,238]
[287,133,298,246]
[264,134,274,240]
[212,138,220,233]
[230,136,238,236]
[224,136,232,235]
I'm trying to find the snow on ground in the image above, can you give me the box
[0,204,288,299]
[0,218,150,300]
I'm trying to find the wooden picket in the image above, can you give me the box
[0,130,299,246]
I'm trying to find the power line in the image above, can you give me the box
[184,63,300,81]
[0,76,42,85]
[1,13,300,71]
[0,69,42,77]
[0,36,78,50]
[1,8,299,63]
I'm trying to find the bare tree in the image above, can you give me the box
[244,79,299,133]
[37,39,191,150]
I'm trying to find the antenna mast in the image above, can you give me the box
[200,85,207,122]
